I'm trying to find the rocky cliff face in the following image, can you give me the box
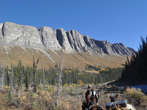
[0,22,135,56]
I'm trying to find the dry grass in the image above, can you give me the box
[124,87,144,99]
[0,85,147,110]
[0,46,127,69]
[0,85,84,110]
[124,87,147,109]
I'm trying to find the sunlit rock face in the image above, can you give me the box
[0,22,43,47]
[40,26,61,50]
[0,22,135,56]
[56,28,73,52]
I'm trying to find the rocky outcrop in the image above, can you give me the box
[40,26,61,50]
[0,23,3,40]
[1,22,43,47]
[0,22,135,56]
[112,43,134,55]
[56,28,73,52]
[66,30,87,52]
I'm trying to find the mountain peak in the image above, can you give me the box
[0,22,135,56]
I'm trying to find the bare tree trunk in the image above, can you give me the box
[0,65,4,89]
[1,70,5,89]
[56,55,63,107]
[42,68,46,89]
[10,65,14,94]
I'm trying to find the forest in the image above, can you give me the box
[0,57,122,92]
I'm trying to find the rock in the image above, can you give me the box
[0,23,4,42]
[83,36,103,55]
[0,22,135,56]
[1,22,43,47]
[94,41,135,56]
[112,43,135,56]
[56,28,73,52]
[66,30,87,52]
[40,26,61,50]
[94,40,114,55]
[2,22,22,43]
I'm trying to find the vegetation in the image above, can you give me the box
[124,87,147,108]
[0,85,82,110]
[121,37,147,84]
[0,57,123,110]
[0,61,123,91]
[85,64,101,71]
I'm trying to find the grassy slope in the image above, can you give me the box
[0,46,127,69]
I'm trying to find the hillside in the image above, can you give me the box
[0,46,128,69]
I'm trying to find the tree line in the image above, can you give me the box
[0,60,122,92]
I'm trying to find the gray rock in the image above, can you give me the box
[56,28,73,52]
[66,30,87,52]
[40,26,61,50]
[83,36,103,55]
[95,40,117,55]
[2,22,43,47]
[0,23,4,40]
[0,22,135,56]
[112,43,135,56]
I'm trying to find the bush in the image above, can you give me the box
[85,64,100,71]
[124,87,147,106]
[124,87,144,99]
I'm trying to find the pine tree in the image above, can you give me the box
[5,66,10,86]
[24,67,29,91]
[121,37,147,84]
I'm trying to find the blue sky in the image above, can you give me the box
[0,0,147,50]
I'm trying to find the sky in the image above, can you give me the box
[0,0,147,50]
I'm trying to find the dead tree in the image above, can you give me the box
[42,68,46,89]
[32,56,39,93]
[56,54,64,106]
[0,65,4,89]
[10,65,14,94]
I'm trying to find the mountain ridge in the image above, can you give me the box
[0,22,135,56]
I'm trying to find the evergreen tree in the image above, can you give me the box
[121,37,147,84]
